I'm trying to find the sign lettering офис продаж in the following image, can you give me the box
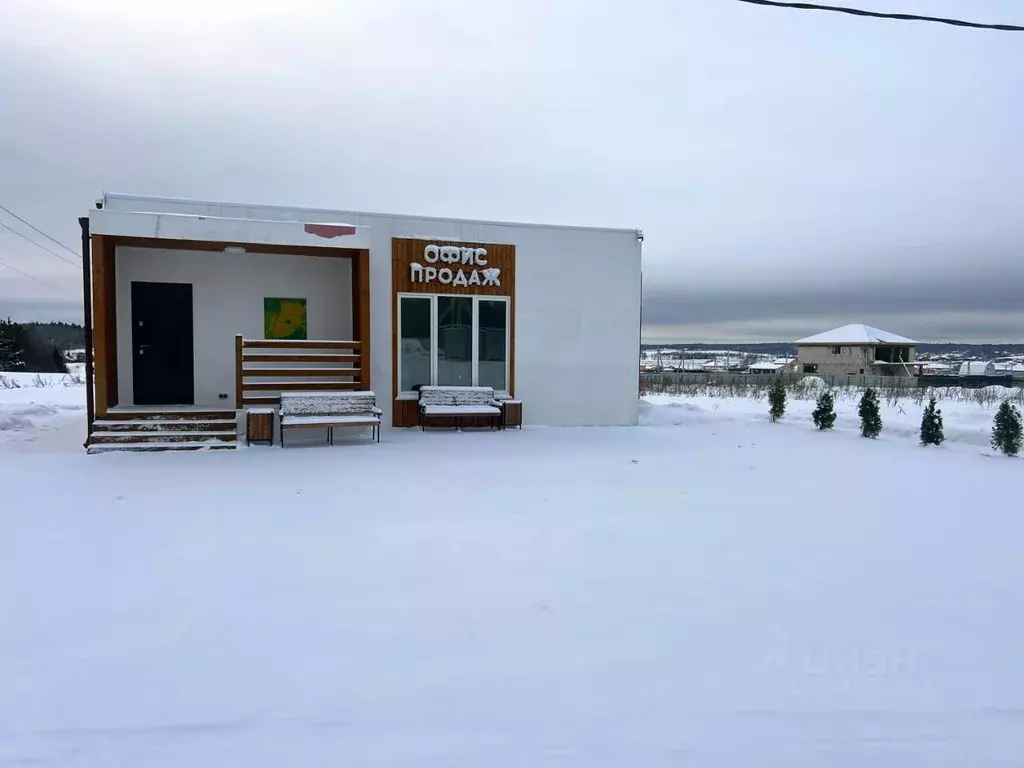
[409,245,500,288]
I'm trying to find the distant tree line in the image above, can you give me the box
[0,319,69,373]
[22,321,85,351]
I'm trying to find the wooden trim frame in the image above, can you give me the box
[391,237,516,427]
[90,234,117,417]
[353,248,372,389]
[108,236,362,259]
[88,234,370,422]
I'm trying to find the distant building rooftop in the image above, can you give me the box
[796,324,918,346]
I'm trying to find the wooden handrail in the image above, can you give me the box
[242,353,360,364]
[242,368,362,378]
[241,339,360,350]
[246,381,361,392]
[235,334,368,408]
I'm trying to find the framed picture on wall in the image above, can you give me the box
[264,297,308,340]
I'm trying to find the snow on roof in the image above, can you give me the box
[100,192,639,236]
[795,324,918,346]
[748,362,783,370]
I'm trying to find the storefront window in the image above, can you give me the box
[398,294,509,394]
[400,296,431,392]
[478,299,507,392]
[437,296,473,386]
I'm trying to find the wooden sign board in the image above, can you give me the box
[391,238,515,296]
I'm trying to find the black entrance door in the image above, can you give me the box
[131,281,195,405]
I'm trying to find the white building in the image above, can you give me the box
[959,361,996,376]
[748,362,783,375]
[83,193,642,447]
[795,324,919,378]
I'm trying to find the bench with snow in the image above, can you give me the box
[417,386,505,431]
[279,391,381,447]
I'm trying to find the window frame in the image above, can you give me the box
[397,293,510,397]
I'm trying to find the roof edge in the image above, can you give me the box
[100,192,641,236]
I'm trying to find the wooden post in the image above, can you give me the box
[235,334,244,409]
[355,249,371,390]
[91,234,110,418]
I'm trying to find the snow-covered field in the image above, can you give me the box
[3,380,1024,766]
[0,370,87,452]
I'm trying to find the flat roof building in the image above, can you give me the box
[83,193,642,449]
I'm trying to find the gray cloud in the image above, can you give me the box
[1,0,1023,341]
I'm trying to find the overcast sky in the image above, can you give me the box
[1,0,1022,342]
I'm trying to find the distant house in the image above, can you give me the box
[748,361,783,375]
[994,361,1024,374]
[795,324,918,378]
[958,361,996,376]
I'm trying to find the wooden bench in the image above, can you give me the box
[279,391,381,446]
[418,386,504,431]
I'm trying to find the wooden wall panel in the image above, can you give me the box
[392,238,515,296]
[391,237,518,425]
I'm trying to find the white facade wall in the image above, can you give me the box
[102,195,642,427]
[115,246,352,406]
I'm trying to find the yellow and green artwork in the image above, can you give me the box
[264,297,308,340]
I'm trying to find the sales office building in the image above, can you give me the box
[83,193,643,443]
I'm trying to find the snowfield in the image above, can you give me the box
[3,382,1024,766]
[0,371,86,452]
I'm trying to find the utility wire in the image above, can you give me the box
[734,0,1024,31]
[0,256,69,293]
[0,221,81,268]
[0,203,81,259]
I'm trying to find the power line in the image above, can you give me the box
[0,256,70,293]
[734,0,1024,31]
[0,220,81,268]
[0,203,81,259]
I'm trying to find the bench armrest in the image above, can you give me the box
[371,406,383,416]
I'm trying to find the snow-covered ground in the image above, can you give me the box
[3,382,1024,766]
[0,370,87,453]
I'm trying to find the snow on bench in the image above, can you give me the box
[279,391,381,446]
[418,386,503,430]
